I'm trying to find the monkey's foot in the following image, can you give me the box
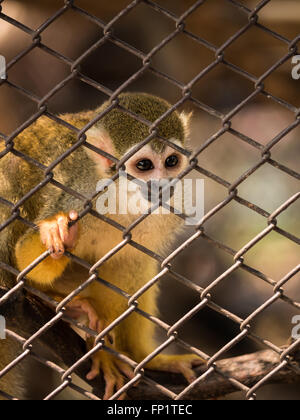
[39,210,79,259]
[86,351,135,400]
[146,354,205,383]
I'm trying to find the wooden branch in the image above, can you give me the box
[131,348,300,400]
[1,289,300,400]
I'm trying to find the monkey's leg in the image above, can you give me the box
[55,296,133,399]
[123,290,205,384]
[144,354,204,383]
[71,295,136,398]
[15,211,79,287]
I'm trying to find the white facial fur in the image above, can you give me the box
[121,140,188,216]
[124,140,188,182]
[86,126,190,216]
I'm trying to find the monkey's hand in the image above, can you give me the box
[66,298,104,336]
[39,210,79,259]
[145,354,205,384]
[15,211,79,287]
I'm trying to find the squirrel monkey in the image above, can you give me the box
[0,93,202,399]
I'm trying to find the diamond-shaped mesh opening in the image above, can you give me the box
[204,199,267,250]
[195,131,261,181]
[40,8,101,58]
[191,63,256,111]
[230,96,297,145]
[238,163,300,211]
[80,41,143,90]
[8,47,71,97]
[112,1,176,50]
[243,230,300,278]
[258,2,300,39]
[152,33,216,84]
[225,25,290,76]
[275,199,300,239]
[184,0,249,45]
[75,0,134,21]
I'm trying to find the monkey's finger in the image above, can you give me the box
[41,231,53,253]
[68,210,78,221]
[192,357,205,367]
[116,360,141,388]
[116,376,127,400]
[103,374,116,400]
[64,211,79,249]
[40,222,52,248]
[86,358,101,381]
[57,215,69,245]
[117,362,135,381]
[42,226,57,256]
[116,362,140,391]
[56,212,78,249]
[49,225,65,259]
[87,308,101,333]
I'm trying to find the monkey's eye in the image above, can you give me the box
[165,155,179,168]
[136,159,154,171]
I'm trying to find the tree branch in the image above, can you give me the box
[131,348,300,400]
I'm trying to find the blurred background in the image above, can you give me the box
[0,0,299,400]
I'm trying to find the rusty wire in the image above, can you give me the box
[0,0,299,401]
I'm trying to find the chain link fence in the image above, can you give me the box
[0,0,299,400]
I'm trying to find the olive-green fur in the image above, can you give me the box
[97,93,185,156]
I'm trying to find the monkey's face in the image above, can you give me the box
[86,105,191,217]
[124,142,188,182]
[120,141,189,214]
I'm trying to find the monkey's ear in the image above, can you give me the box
[86,126,116,173]
[180,111,193,132]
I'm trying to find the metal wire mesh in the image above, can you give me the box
[0,0,299,400]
